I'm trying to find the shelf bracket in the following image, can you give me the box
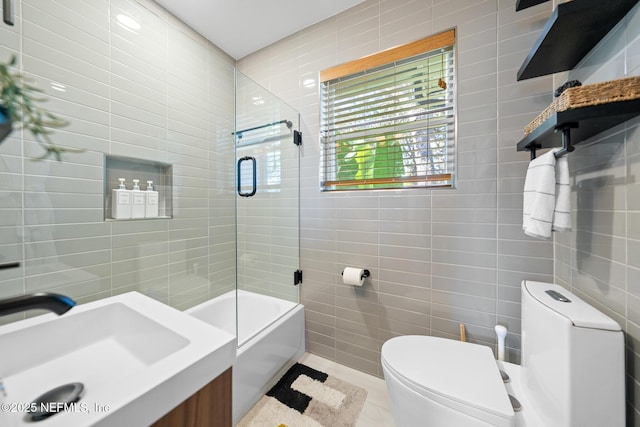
[553,122,578,158]
[526,143,542,160]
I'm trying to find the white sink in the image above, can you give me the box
[0,292,236,427]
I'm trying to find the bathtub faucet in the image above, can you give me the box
[0,293,76,317]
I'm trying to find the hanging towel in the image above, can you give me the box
[553,154,571,232]
[523,148,571,240]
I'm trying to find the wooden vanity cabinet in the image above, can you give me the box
[152,368,232,427]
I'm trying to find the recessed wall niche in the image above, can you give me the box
[104,155,173,220]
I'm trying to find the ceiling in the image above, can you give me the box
[154,0,365,60]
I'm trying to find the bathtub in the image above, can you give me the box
[187,289,305,424]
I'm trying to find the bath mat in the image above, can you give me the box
[237,363,368,427]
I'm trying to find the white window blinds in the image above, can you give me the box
[320,30,455,191]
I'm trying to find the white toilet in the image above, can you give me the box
[381,280,625,427]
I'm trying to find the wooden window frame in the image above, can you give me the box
[320,29,456,191]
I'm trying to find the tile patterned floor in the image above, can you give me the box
[298,353,396,427]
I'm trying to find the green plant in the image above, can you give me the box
[0,55,79,160]
[336,135,405,189]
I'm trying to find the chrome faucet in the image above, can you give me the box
[0,293,76,317]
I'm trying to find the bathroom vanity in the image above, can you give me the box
[0,292,236,427]
[152,368,232,427]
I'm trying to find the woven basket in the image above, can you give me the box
[524,75,640,136]
[524,100,557,136]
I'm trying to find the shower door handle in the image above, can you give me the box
[237,156,257,197]
[3,0,14,26]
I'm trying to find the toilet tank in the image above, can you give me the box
[521,281,624,427]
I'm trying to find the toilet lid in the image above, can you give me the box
[381,336,514,424]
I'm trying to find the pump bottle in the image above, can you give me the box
[111,178,132,219]
[131,179,145,219]
[145,180,159,218]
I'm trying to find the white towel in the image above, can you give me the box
[553,154,571,232]
[523,148,571,240]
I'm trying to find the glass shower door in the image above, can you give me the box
[235,72,300,313]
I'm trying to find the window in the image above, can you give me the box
[320,29,456,191]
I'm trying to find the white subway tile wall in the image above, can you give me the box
[238,5,640,425]
[0,0,236,323]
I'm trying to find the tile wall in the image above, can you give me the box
[0,0,236,322]
[553,2,640,423]
[2,0,638,421]
[240,0,640,420]
[237,0,556,376]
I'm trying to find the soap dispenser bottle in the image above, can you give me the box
[144,180,159,218]
[111,178,132,219]
[131,179,146,219]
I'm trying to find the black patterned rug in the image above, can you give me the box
[237,363,368,427]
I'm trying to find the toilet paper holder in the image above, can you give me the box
[341,269,370,280]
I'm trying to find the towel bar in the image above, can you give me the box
[553,123,578,158]
[526,122,578,159]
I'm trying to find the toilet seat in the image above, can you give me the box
[381,335,514,427]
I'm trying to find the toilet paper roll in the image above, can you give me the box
[343,267,365,286]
